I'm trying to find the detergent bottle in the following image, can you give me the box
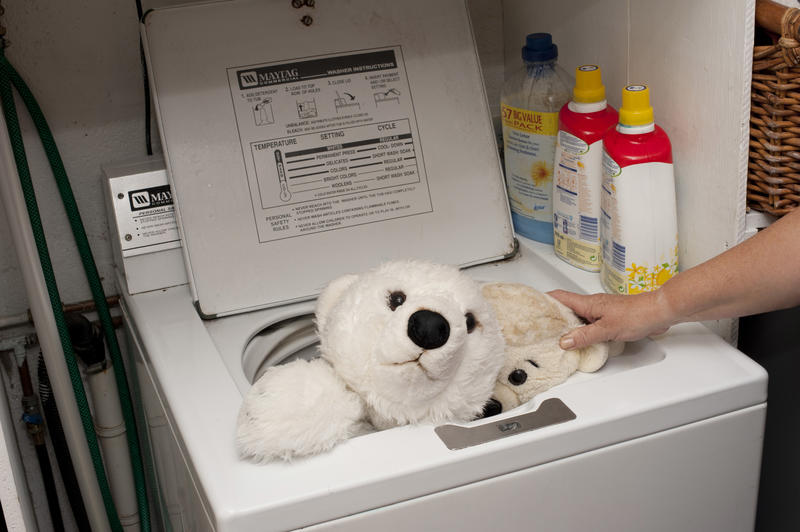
[600,84,678,295]
[553,65,618,271]
[501,33,571,244]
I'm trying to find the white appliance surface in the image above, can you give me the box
[121,236,767,531]
[141,0,515,317]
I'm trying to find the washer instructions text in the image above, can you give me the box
[227,47,432,242]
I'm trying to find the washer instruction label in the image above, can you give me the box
[227,47,431,242]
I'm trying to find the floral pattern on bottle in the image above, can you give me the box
[531,160,553,187]
[625,242,679,294]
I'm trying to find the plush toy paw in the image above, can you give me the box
[480,282,620,415]
[236,358,369,462]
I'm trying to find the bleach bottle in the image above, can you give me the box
[501,33,571,244]
[600,84,678,295]
[553,65,618,271]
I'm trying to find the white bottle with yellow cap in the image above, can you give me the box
[553,65,618,271]
[600,84,678,294]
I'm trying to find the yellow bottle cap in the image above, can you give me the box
[573,65,605,103]
[619,84,654,126]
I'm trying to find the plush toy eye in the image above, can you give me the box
[527,359,539,368]
[465,312,477,333]
[388,291,406,311]
[508,369,528,386]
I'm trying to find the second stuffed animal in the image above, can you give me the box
[480,282,619,416]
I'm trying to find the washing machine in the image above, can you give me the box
[108,1,767,530]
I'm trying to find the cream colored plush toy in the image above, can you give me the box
[480,282,619,417]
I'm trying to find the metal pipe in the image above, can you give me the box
[0,310,28,330]
[0,106,110,530]
[63,294,120,315]
[0,295,120,331]
[18,358,64,531]
[0,354,37,529]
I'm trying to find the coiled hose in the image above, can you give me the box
[0,48,150,530]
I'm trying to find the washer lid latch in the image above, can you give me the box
[434,398,576,450]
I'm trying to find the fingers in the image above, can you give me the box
[547,289,595,320]
[552,289,673,350]
[558,323,611,351]
[547,290,607,350]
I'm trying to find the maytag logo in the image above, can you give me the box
[238,67,300,89]
[239,70,259,88]
[129,185,173,211]
[130,191,150,208]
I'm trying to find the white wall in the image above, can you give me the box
[1,0,148,318]
[469,0,505,121]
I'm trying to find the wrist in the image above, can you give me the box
[651,284,681,328]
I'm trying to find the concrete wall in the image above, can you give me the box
[1,0,147,317]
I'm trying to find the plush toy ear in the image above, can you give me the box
[576,343,610,373]
[315,273,358,332]
[577,340,626,372]
[236,358,369,462]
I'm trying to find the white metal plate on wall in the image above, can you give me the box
[103,158,188,295]
[106,163,180,258]
[142,0,514,317]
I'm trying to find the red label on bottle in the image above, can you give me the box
[558,104,618,145]
[603,124,673,169]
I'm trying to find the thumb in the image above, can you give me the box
[559,322,610,351]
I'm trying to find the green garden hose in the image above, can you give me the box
[0,48,151,531]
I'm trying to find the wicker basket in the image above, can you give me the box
[749,8,800,216]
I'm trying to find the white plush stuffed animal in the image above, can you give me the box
[236,260,506,462]
[236,262,622,462]
[480,282,620,416]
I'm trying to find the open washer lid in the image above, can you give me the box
[141,0,514,318]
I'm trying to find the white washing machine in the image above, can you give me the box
[109,1,767,530]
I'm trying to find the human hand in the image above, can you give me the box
[547,289,677,350]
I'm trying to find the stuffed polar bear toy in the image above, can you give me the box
[236,260,616,462]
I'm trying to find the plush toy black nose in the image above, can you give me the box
[407,310,450,350]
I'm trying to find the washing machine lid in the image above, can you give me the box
[141,0,514,318]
